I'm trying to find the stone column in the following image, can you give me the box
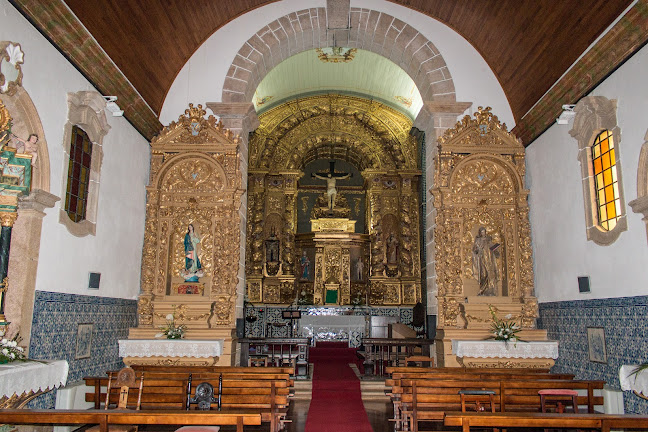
[413,101,472,317]
[5,190,59,348]
[629,195,648,244]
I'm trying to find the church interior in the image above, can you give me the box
[1,0,648,430]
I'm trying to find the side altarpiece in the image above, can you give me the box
[129,104,243,365]
[431,107,549,367]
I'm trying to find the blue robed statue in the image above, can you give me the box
[183,224,202,281]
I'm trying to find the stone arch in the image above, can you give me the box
[628,128,648,244]
[222,8,456,105]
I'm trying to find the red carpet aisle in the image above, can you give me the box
[304,342,373,432]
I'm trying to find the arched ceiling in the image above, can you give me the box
[253,48,423,119]
[12,0,643,145]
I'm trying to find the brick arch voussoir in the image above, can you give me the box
[223,8,456,105]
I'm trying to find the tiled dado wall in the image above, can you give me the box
[538,296,648,414]
[27,291,138,408]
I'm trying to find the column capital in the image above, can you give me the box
[0,212,17,227]
[422,101,473,116]
[18,189,60,214]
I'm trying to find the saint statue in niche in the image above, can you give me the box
[355,258,364,281]
[181,224,203,282]
[472,226,500,296]
[386,234,399,264]
[299,251,311,280]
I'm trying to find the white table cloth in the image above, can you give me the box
[118,339,223,358]
[0,359,68,398]
[619,365,648,396]
[452,340,559,359]
[300,315,365,341]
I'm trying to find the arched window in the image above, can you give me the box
[591,130,620,231]
[65,126,92,222]
[59,91,110,237]
[570,96,627,245]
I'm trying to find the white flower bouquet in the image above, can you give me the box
[487,305,522,347]
[156,313,187,339]
[0,328,26,363]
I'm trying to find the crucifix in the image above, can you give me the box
[312,160,351,211]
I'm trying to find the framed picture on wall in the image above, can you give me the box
[75,323,93,359]
[587,326,607,363]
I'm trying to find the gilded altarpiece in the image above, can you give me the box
[129,105,243,365]
[432,107,549,367]
[245,95,422,307]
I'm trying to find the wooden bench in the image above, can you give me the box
[444,412,648,432]
[239,338,309,377]
[0,408,261,432]
[392,377,605,432]
[84,374,291,432]
[361,338,434,377]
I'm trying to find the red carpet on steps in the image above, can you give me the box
[304,341,373,432]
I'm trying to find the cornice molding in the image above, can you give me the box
[9,0,162,141]
[514,0,648,147]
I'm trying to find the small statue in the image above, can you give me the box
[472,226,500,296]
[181,224,203,282]
[386,234,399,264]
[299,251,310,280]
[12,133,38,166]
[355,258,364,281]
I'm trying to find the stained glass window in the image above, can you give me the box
[65,126,93,222]
[591,130,620,231]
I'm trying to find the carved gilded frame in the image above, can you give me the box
[570,96,627,245]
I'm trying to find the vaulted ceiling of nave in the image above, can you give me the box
[11,0,638,144]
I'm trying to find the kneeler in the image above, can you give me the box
[176,374,221,432]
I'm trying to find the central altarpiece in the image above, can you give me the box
[245,94,422,308]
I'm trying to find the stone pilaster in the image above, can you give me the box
[629,195,648,245]
[5,189,59,348]
[413,101,472,317]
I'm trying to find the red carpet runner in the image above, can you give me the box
[304,342,373,432]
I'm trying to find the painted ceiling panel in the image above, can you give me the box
[253,49,423,119]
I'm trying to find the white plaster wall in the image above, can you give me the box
[526,44,648,303]
[1,4,150,299]
[161,0,513,128]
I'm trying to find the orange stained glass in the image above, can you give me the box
[591,129,620,231]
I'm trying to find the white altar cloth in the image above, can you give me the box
[0,360,68,398]
[452,340,559,359]
[619,365,648,396]
[300,315,365,342]
[119,339,223,358]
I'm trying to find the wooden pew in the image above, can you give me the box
[444,412,648,432]
[84,374,291,432]
[393,377,605,432]
[0,408,261,432]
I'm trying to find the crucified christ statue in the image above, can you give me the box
[312,160,351,211]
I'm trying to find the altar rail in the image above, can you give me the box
[239,338,310,378]
[361,338,433,377]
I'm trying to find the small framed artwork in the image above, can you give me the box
[75,323,94,359]
[587,326,607,363]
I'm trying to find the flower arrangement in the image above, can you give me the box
[156,312,187,339]
[487,305,522,346]
[0,327,26,363]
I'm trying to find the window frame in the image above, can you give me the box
[59,91,109,237]
[570,96,627,245]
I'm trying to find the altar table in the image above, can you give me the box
[0,360,69,408]
[452,339,559,368]
[299,315,366,347]
[119,339,224,366]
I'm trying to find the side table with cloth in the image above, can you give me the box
[118,339,224,366]
[452,340,559,368]
[0,360,69,408]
